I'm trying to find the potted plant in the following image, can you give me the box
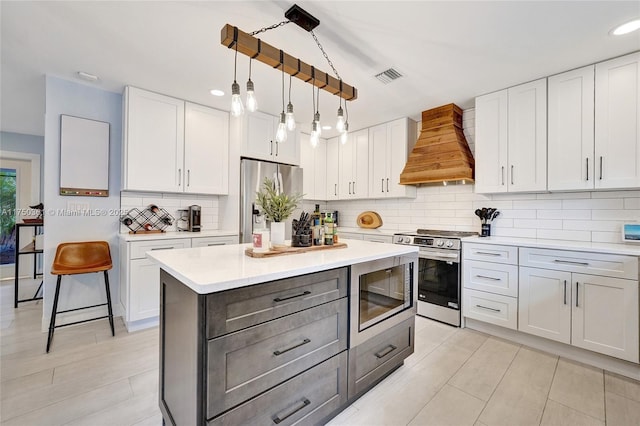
[255,177,303,246]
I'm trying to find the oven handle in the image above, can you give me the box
[419,251,460,263]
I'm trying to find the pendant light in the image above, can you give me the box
[314,85,322,137]
[336,81,345,132]
[310,70,320,147]
[245,58,258,112]
[230,41,244,117]
[274,52,288,143]
[285,75,296,131]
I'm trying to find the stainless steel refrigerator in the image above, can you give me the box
[240,158,304,243]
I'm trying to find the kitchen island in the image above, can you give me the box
[148,240,418,426]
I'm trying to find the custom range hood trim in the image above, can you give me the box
[399,103,475,185]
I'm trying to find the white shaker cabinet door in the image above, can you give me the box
[184,103,229,195]
[548,65,595,191]
[507,78,547,192]
[129,258,161,322]
[474,89,508,193]
[368,123,388,198]
[124,87,184,192]
[595,52,640,189]
[326,137,340,200]
[243,111,276,162]
[518,267,572,344]
[352,129,369,199]
[572,274,639,363]
[313,138,327,200]
[299,133,315,199]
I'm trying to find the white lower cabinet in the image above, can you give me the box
[518,248,639,363]
[121,235,237,331]
[464,288,518,330]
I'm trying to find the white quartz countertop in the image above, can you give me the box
[337,227,412,236]
[119,230,238,242]
[462,235,640,256]
[146,239,418,294]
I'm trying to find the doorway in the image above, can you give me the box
[0,153,40,281]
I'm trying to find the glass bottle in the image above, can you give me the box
[324,212,334,246]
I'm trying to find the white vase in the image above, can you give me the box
[270,221,286,246]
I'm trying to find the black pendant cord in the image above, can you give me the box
[281,61,285,113]
[288,75,293,104]
[316,85,320,116]
[312,73,316,120]
[248,57,252,80]
[233,43,238,83]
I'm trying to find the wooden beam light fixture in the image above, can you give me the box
[220,9,357,102]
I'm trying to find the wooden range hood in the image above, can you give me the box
[400,104,475,185]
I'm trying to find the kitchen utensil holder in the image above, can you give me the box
[481,224,491,237]
[120,206,174,234]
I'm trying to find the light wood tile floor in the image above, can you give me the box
[2,278,639,425]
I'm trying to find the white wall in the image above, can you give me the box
[328,109,640,244]
[43,76,122,329]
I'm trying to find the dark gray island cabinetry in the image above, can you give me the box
[149,241,419,425]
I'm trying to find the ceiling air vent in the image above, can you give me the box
[374,68,403,84]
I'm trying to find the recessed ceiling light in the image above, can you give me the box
[322,125,332,130]
[210,89,225,96]
[77,71,99,82]
[611,19,640,35]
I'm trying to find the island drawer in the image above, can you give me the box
[463,260,519,297]
[130,238,190,259]
[463,288,517,330]
[206,267,348,339]
[206,298,348,418]
[208,351,347,426]
[519,248,638,280]
[191,235,238,247]
[348,317,414,399]
[463,243,518,265]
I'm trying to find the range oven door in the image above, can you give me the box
[350,253,418,347]
[417,248,460,311]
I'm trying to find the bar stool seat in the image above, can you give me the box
[47,241,114,352]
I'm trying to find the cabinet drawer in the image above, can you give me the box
[206,267,348,338]
[463,288,517,330]
[191,235,238,247]
[206,298,348,418]
[348,317,414,399]
[130,238,190,259]
[338,232,364,240]
[362,235,393,244]
[520,247,638,280]
[208,352,347,426]
[464,260,518,297]
[463,243,518,265]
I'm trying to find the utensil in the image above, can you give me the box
[491,211,500,221]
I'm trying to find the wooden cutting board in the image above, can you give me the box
[245,242,347,258]
[357,211,383,229]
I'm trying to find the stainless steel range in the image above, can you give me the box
[393,229,477,326]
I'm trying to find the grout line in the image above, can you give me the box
[539,354,560,425]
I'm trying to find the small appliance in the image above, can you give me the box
[188,205,201,232]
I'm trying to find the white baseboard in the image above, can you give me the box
[465,318,640,381]
[124,316,159,332]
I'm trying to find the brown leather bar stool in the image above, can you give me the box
[47,241,114,352]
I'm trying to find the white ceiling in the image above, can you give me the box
[1,1,639,138]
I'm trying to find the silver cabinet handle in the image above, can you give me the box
[501,166,505,186]
[599,156,603,180]
[270,141,273,156]
[187,169,190,187]
[563,280,567,305]
[150,246,175,251]
[334,183,337,196]
[386,178,389,192]
[178,168,182,186]
[374,344,397,359]
[511,165,514,185]
[476,275,501,281]
[348,182,352,195]
[381,178,384,193]
[553,259,589,266]
[207,243,225,246]
[586,158,589,181]
[276,141,279,156]
[272,398,311,424]
[273,338,311,356]
[475,251,501,256]
[273,290,311,302]
[575,282,579,307]
[476,304,501,312]
[353,181,356,194]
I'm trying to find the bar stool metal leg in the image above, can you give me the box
[103,271,115,336]
[46,275,62,352]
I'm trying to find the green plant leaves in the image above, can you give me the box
[254,177,303,222]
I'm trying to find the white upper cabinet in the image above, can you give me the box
[595,52,640,189]
[339,129,368,199]
[475,90,508,193]
[123,87,185,193]
[242,111,299,166]
[368,118,417,199]
[474,79,547,193]
[123,87,229,195]
[184,103,229,195]
[548,65,595,191]
[299,134,327,201]
[326,137,340,200]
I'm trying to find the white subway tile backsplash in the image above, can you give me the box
[563,220,622,232]
[472,200,514,210]
[624,198,640,209]
[537,192,591,200]
[562,198,624,210]
[492,193,537,201]
[536,229,591,241]
[499,209,537,219]
[492,228,537,238]
[591,232,624,243]
[592,210,640,220]
[513,219,563,230]
[512,199,562,210]
[536,209,591,220]
[591,190,640,199]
